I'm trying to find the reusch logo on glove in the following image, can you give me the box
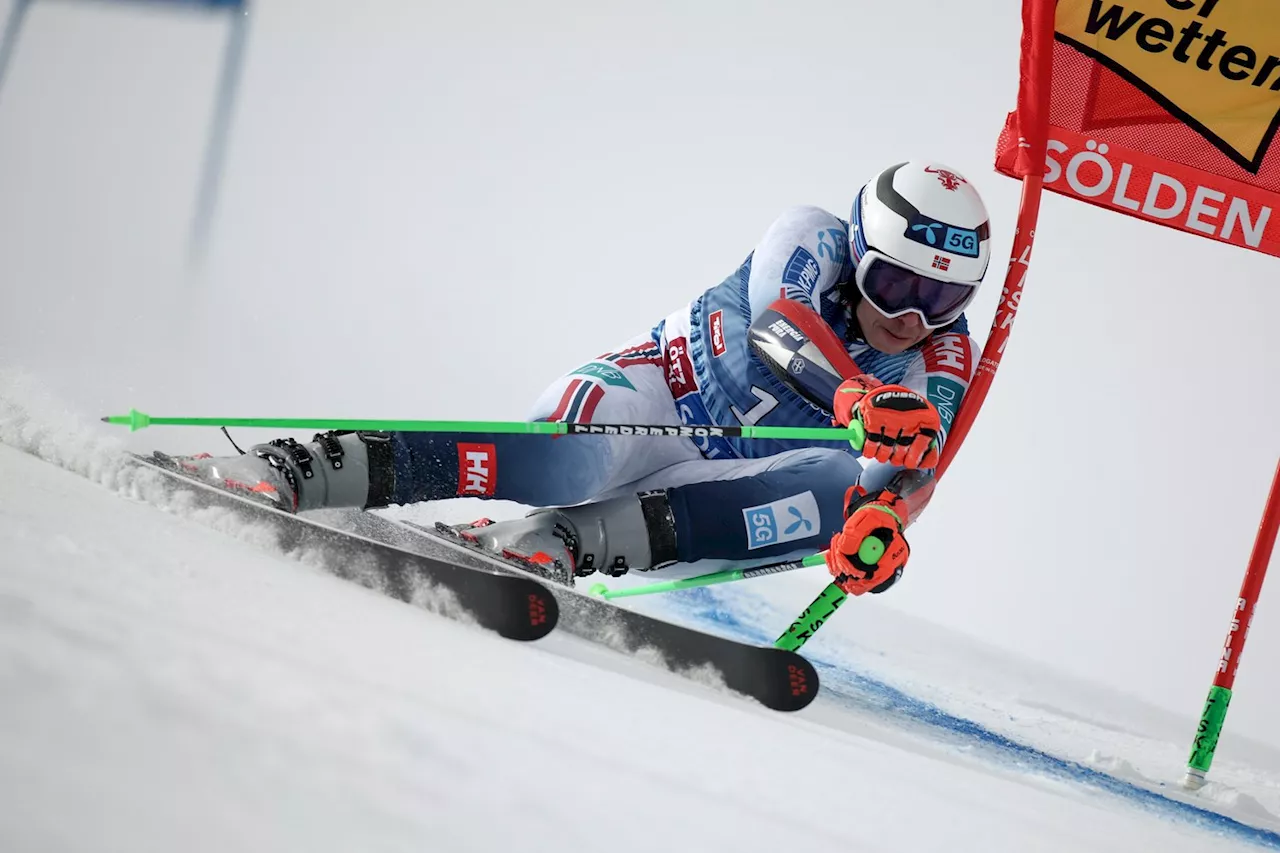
[457,443,496,496]
[871,389,928,410]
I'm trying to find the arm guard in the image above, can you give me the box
[748,298,860,412]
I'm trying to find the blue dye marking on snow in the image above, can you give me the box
[661,587,1280,850]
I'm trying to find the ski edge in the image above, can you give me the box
[124,453,560,642]
[401,519,821,712]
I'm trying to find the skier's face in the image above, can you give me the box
[856,299,931,354]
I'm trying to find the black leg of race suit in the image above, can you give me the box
[388,431,618,507]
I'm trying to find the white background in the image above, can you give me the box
[1,0,1278,744]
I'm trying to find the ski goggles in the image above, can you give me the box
[854,250,978,329]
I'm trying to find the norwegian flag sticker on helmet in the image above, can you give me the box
[931,255,951,271]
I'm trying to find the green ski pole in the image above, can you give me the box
[101,408,865,445]
[585,555,866,654]
[587,553,828,600]
[774,583,847,652]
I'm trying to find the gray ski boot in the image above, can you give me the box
[157,431,396,513]
[456,490,680,580]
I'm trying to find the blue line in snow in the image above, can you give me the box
[662,587,1280,850]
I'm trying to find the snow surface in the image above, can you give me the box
[4,378,1280,852]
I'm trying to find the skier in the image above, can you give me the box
[168,160,991,597]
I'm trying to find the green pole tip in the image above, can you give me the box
[586,582,610,598]
[104,410,152,431]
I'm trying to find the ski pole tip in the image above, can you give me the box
[586,582,610,598]
[101,409,152,431]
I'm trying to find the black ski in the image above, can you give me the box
[360,516,820,712]
[127,454,558,641]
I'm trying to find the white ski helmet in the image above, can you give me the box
[847,161,992,329]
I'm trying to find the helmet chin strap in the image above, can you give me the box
[837,274,868,344]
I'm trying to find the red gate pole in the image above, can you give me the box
[937,174,1041,478]
[1182,458,1280,789]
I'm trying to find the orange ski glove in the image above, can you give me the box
[832,376,942,469]
[825,484,910,596]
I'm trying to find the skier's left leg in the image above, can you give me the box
[464,444,867,579]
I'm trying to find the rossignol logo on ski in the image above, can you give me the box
[457,443,496,496]
[709,310,727,357]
